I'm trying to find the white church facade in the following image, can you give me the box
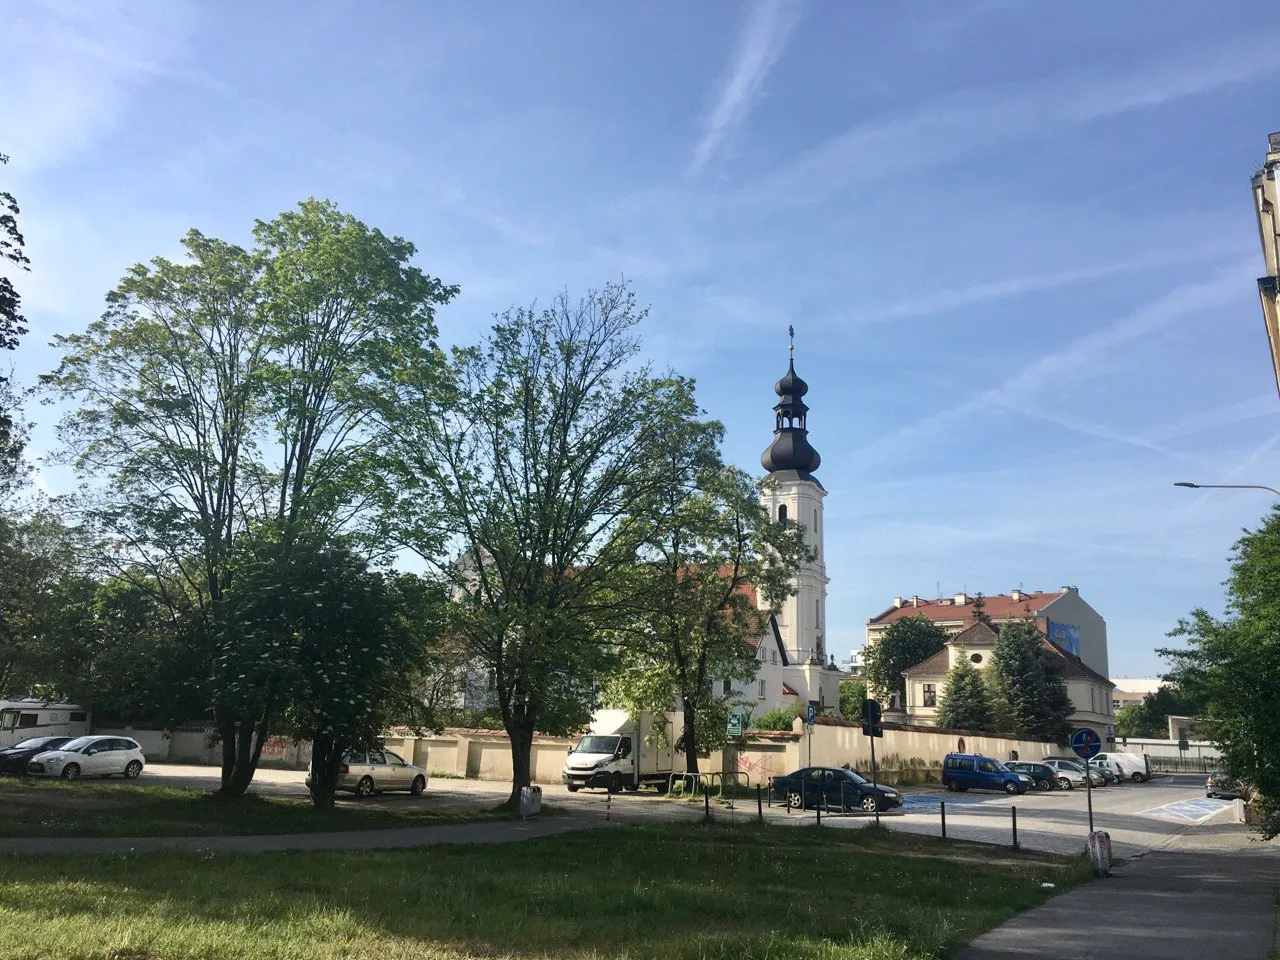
[724,348,843,719]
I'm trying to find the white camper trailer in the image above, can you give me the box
[561,709,687,792]
[0,699,91,749]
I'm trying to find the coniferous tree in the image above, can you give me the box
[936,649,992,731]
[990,621,1072,743]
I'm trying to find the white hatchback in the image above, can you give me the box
[28,735,145,780]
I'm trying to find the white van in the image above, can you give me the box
[1093,751,1149,783]
[0,700,91,749]
[562,709,685,792]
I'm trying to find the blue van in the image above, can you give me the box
[942,754,1030,794]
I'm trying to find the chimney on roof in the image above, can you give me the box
[954,592,967,605]
[1060,585,1076,594]
[893,597,903,609]
[911,595,920,607]
[1011,588,1022,602]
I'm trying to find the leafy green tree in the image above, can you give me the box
[936,649,992,731]
[865,616,948,709]
[1114,687,1203,739]
[839,678,867,720]
[1163,507,1280,838]
[0,152,30,493]
[990,622,1072,743]
[754,703,804,730]
[43,200,456,796]
[603,421,810,773]
[380,283,691,807]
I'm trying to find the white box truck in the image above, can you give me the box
[561,709,687,793]
[0,699,91,748]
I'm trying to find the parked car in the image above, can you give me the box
[1006,761,1058,791]
[1087,757,1121,784]
[1206,772,1246,800]
[306,748,427,797]
[1042,757,1104,788]
[0,736,72,775]
[942,754,1030,794]
[769,766,903,812]
[27,735,144,780]
[1093,751,1150,783]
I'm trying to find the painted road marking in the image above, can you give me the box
[903,794,1008,812]
[1140,798,1234,823]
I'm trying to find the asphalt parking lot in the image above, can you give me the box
[130,764,1249,854]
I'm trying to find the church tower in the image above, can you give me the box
[759,334,830,667]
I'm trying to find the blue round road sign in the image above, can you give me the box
[1071,728,1102,760]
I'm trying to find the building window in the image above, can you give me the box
[778,504,788,525]
[758,680,766,700]
[923,684,937,708]
[970,653,983,664]
[815,597,820,628]
[770,650,777,665]
[722,679,732,696]
[70,712,87,722]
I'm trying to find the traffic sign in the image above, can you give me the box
[727,713,743,737]
[861,699,882,725]
[806,702,816,727]
[1071,728,1102,760]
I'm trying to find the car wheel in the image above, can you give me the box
[624,781,640,792]
[944,780,959,792]
[1035,778,1050,791]
[124,761,143,779]
[1059,778,1073,790]
[1004,781,1020,795]
[1130,773,1146,783]
[786,790,803,809]
[355,776,374,798]
[566,783,580,793]
[859,794,880,813]
[408,774,426,796]
[61,763,80,780]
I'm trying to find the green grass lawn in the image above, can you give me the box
[0,777,511,838]
[0,823,1094,960]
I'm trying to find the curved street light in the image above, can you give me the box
[1173,481,1280,498]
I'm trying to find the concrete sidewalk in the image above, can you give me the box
[0,815,596,856]
[956,850,1280,959]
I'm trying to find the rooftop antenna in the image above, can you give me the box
[936,580,941,600]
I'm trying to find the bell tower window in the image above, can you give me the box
[778,504,787,525]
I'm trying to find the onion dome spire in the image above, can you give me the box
[760,327,821,478]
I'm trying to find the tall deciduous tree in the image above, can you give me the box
[1163,507,1280,839]
[865,616,948,709]
[0,152,31,493]
[936,650,992,732]
[990,622,1072,743]
[43,200,455,796]
[603,420,810,773]
[839,678,868,720]
[381,283,688,807]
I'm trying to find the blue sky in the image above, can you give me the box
[3,1,1278,676]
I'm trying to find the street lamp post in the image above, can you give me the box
[1173,482,1280,498]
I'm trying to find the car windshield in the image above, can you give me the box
[13,737,66,750]
[1056,760,1084,772]
[993,761,1011,773]
[573,735,619,755]
[59,737,98,753]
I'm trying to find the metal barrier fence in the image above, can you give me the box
[1146,756,1215,774]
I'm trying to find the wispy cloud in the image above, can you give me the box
[745,31,1280,204]
[856,263,1254,463]
[688,0,802,176]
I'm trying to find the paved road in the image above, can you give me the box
[956,850,1280,959]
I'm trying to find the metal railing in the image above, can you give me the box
[1146,756,1215,774]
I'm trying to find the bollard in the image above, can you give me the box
[605,787,612,822]
[940,800,947,839]
[816,792,822,826]
[1011,805,1018,851]
[840,781,845,814]
[704,783,710,820]
[757,785,764,822]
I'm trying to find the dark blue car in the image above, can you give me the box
[942,754,1030,794]
[769,766,903,812]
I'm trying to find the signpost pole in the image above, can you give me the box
[870,732,880,826]
[1071,728,1100,835]
[1086,763,1095,834]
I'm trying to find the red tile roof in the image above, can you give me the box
[868,591,1063,625]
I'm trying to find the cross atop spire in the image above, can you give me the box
[788,324,795,355]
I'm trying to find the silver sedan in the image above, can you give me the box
[308,748,427,797]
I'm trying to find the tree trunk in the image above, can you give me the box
[217,713,272,797]
[682,703,700,775]
[218,717,237,794]
[308,732,343,810]
[505,722,534,810]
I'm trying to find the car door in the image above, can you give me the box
[804,768,824,807]
[104,739,131,774]
[365,750,389,790]
[383,750,412,790]
[80,738,112,775]
[976,758,1000,789]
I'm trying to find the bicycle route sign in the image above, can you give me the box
[1071,727,1102,761]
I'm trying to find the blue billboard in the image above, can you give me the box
[1047,620,1080,656]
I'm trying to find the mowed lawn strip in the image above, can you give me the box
[0,823,1096,960]
[0,778,510,837]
